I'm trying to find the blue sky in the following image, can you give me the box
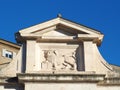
[0,0,120,66]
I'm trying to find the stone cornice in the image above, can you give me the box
[17,73,120,86]
[98,77,120,86]
[17,73,105,83]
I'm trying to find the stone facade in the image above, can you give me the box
[0,39,20,65]
[0,39,20,75]
[0,16,120,90]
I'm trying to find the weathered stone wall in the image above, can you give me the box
[25,83,120,90]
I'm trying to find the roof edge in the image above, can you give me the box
[0,38,21,49]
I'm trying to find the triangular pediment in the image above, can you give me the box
[19,17,101,35]
[16,17,104,45]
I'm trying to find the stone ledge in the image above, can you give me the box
[98,77,120,86]
[0,76,23,85]
[26,71,96,74]
[0,76,10,83]
[17,73,105,83]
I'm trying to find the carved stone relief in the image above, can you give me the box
[41,49,77,71]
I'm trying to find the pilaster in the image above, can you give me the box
[26,40,36,72]
[83,41,94,71]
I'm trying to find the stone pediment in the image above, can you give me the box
[15,16,114,76]
[16,17,103,45]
